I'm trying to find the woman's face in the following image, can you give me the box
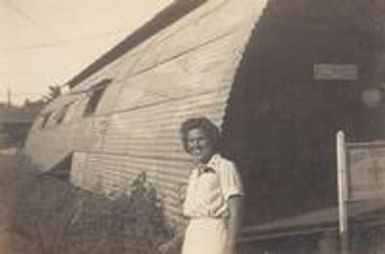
[185,127,214,164]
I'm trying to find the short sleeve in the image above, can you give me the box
[218,160,244,201]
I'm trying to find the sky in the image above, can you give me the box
[0,0,172,105]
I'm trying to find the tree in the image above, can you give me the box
[43,85,62,103]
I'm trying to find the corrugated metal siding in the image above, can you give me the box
[104,89,228,152]
[79,0,267,116]
[111,31,247,112]
[124,0,263,75]
[71,151,190,220]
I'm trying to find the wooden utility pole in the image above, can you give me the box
[7,87,12,107]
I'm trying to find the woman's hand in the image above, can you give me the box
[225,241,237,254]
[158,225,186,254]
[226,195,244,254]
[158,240,174,254]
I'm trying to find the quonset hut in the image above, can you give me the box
[25,0,385,252]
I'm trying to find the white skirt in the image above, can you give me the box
[182,217,232,254]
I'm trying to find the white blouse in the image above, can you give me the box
[183,154,244,219]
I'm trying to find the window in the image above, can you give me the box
[83,79,111,117]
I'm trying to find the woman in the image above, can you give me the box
[160,117,244,254]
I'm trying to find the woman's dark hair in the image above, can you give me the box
[180,117,220,152]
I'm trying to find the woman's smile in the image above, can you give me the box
[186,128,214,164]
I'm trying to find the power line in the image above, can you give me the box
[0,92,44,96]
[0,1,154,55]
[0,28,131,54]
[2,0,63,42]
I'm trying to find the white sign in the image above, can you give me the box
[347,142,385,200]
[314,64,358,80]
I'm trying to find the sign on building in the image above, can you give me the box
[314,64,358,80]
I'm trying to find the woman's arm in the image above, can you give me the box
[226,195,244,254]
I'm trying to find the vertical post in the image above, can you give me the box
[7,87,11,107]
[336,130,349,254]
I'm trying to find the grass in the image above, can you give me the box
[0,153,174,254]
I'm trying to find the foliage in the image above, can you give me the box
[0,154,174,254]
[43,85,62,103]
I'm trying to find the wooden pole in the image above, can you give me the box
[7,87,11,107]
[336,130,349,254]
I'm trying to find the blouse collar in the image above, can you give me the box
[193,153,221,174]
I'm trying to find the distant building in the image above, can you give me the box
[0,104,44,148]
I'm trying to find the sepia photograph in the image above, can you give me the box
[1,0,385,253]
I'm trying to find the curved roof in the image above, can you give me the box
[67,0,207,88]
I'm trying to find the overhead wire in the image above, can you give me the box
[2,0,63,42]
[0,29,132,54]
[0,0,138,54]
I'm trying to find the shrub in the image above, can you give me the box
[0,154,174,254]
